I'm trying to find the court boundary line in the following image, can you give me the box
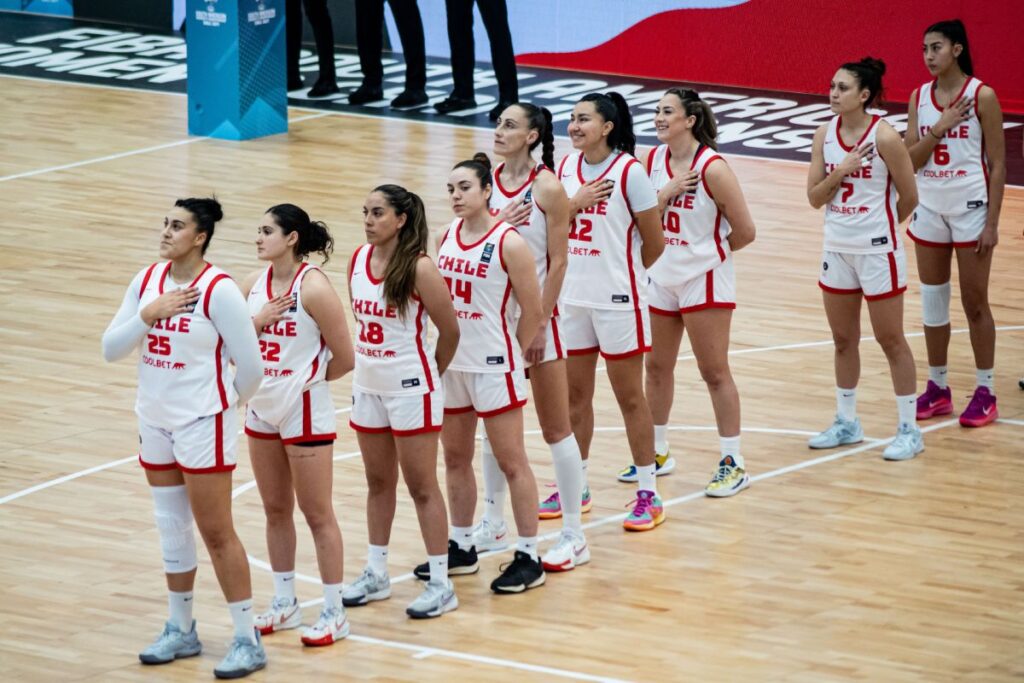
[3,73,1023,189]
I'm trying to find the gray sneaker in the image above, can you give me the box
[406,579,458,619]
[882,423,924,461]
[342,566,391,607]
[138,620,202,665]
[472,518,510,552]
[213,630,267,679]
[808,415,864,449]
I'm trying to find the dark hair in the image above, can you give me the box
[266,203,334,264]
[579,91,636,155]
[664,88,719,151]
[839,57,887,109]
[925,19,974,76]
[453,152,493,189]
[511,102,555,169]
[174,197,223,254]
[373,184,429,317]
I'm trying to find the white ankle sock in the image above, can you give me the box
[272,571,296,602]
[551,435,583,529]
[451,526,474,551]
[976,368,994,390]
[323,583,344,611]
[836,387,857,421]
[227,599,256,644]
[636,464,657,494]
[653,424,669,455]
[168,591,193,632]
[720,435,743,469]
[896,393,916,427]
[428,554,448,584]
[516,536,538,561]
[580,458,589,489]
[929,366,948,389]
[367,545,388,576]
[481,436,507,525]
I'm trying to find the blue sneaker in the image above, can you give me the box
[808,416,863,449]
[138,620,202,665]
[213,630,267,679]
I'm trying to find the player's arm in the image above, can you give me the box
[102,270,154,362]
[906,88,974,171]
[209,281,263,404]
[705,158,756,252]
[876,122,918,224]
[977,85,1005,254]
[302,269,355,381]
[534,170,570,321]
[806,124,873,208]
[503,232,543,353]
[414,256,460,375]
[627,162,665,268]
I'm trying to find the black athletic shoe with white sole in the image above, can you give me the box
[413,539,479,580]
[490,551,546,594]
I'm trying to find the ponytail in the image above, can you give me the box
[665,87,719,151]
[512,102,555,169]
[925,19,974,76]
[266,203,335,264]
[580,91,636,156]
[840,56,887,109]
[373,184,429,317]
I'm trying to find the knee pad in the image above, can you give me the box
[920,281,951,327]
[151,485,197,574]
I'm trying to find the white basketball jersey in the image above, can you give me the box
[490,162,551,292]
[559,151,647,310]
[823,115,900,254]
[646,144,732,286]
[246,263,331,424]
[915,77,988,215]
[437,219,521,373]
[135,262,237,429]
[348,244,439,396]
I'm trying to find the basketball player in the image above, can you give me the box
[344,185,462,618]
[558,92,665,531]
[471,102,588,573]
[806,59,924,461]
[904,19,1006,427]
[417,155,547,593]
[642,88,757,498]
[102,198,267,678]
[241,205,354,645]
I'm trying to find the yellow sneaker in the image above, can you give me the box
[704,456,750,498]
[617,451,676,483]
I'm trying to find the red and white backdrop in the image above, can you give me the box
[406,0,1023,112]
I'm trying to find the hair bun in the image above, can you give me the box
[472,152,492,172]
[860,56,887,76]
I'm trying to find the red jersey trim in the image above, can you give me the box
[646,147,657,174]
[265,262,309,299]
[159,262,212,295]
[347,246,362,287]
[364,245,384,285]
[929,76,972,112]
[836,114,879,152]
[455,218,508,251]
[494,161,539,198]
[576,151,625,185]
[202,273,231,319]
[883,174,897,252]
[414,301,435,391]
[213,336,228,410]
[139,263,159,298]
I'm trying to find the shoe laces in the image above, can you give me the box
[270,596,294,611]
[542,485,560,504]
[711,463,733,483]
[964,387,991,412]
[626,493,653,517]
[499,551,533,573]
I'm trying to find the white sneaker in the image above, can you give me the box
[213,630,266,679]
[406,579,458,619]
[541,530,590,572]
[301,606,349,647]
[342,566,391,607]
[882,423,924,461]
[254,596,301,635]
[808,415,864,449]
[472,518,510,552]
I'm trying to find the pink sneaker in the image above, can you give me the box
[917,380,953,419]
[959,386,998,427]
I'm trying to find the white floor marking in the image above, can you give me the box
[0,454,137,505]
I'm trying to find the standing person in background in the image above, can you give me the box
[904,19,1006,428]
[102,198,267,679]
[287,0,339,97]
[806,58,923,461]
[558,92,666,533]
[241,205,355,646]
[641,88,757,498]
[435,0,518,120]
[350,0,429,108]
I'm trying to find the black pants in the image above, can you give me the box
[287,0,336,83]
[355,0,426,90]
[445,0,517,101]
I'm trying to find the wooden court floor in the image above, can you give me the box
[1,76,1022,682]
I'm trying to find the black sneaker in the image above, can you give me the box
[490,551,545,594]
[413,540,479,580]
[434,95,477,115]
[307,79,340,98]
[390,89,429,108]
[348,84,384,105]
